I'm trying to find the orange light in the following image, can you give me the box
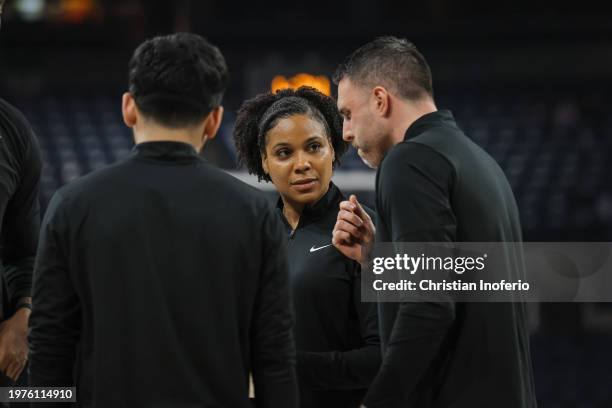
[59,0,97,23]
[271,74,331,96]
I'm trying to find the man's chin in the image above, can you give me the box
[358,150,379,169]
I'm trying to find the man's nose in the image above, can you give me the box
[342,121,354,142]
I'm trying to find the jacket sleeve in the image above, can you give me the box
[295,258,381,390]
[250,207,299,408]
[364,143,457,408]
[0,123,42,307]
[28,191,81,390]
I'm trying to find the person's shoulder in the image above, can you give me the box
[0,98,25,122]
[376,140,456,198]
[0,98,37,153]
[44,163,166,220]
[408,123,479,167]
[52,157,145,204]
[199,164,273,208]
[380,140,449,173]
[0,98,33,132]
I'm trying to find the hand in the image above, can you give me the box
[0,307,30,381]
[332,195,375,264]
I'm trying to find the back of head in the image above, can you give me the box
[333,36,433,101]
[128,32,229,128]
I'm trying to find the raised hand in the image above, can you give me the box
[332,195,375,264]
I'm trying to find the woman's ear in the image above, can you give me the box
[261,153,269,175]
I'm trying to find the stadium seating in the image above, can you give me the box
[21,91,612,241]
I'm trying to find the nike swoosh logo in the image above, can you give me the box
[310,244,332,253]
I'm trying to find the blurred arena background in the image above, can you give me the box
[1,0,611,406]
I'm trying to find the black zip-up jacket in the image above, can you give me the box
[29,141,298,408]
[364,110,536,408]
[277,183,381,408]
[0,98,41,314]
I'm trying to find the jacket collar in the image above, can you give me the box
[404,109,458,141]
[131,141,202,164]
[276,182,343,228]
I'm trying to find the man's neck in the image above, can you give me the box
[133,126,204,152]
[391,98,437,146]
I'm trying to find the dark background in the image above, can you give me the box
[1,0,612,405]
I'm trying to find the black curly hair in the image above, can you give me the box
[233,86,347,182]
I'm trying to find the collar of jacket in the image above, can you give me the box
[404,109,458,141]
[131,141,202,164]
[276,181,344,227]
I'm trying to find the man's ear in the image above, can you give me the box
[122,93,138,128]
[202,106,224,141]
[372,86,391,118]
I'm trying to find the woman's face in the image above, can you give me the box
[262,114,334,208]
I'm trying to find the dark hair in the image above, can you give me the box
[128,32,229,128]
[233,86,347,182]
[333,36,433,100]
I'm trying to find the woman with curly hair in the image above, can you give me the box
[233,86,380,408]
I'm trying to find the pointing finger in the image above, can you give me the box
[349,195,370,221]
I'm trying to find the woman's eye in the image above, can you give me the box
[276,149,290,158]
[308,143,322,152]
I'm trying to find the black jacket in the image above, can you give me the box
[364,111,536,408]
[0,98,41,314]
[278,183,381,408]
[29,141,298,408]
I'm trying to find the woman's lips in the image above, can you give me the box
[291,178,318,192]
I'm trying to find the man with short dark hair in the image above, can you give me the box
[0,0,40,391]
[29,33,298,408]
[332,37,536,407]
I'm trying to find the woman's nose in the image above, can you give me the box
[294,151,311,172]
